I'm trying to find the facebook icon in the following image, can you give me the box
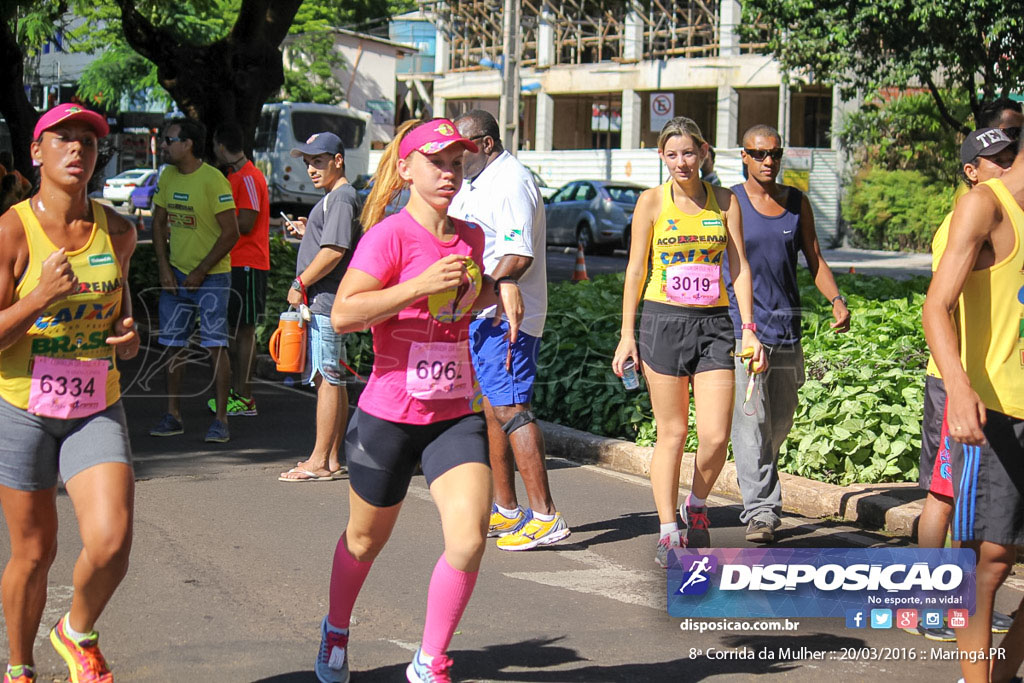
[846,609,866,629]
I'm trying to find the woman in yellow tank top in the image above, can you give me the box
[613,117,763,565]
[0,104,138,683]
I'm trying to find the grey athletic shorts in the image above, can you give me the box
[0,395,132,491]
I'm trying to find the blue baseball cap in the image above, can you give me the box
[290,131,344,158]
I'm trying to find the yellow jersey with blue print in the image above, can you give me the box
[642,181,729,307]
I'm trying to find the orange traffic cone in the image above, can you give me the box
[571,242,589,282]
[849,266,856,275]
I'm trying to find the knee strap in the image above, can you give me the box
[501,409,536,435]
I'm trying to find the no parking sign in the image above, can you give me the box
[650,92,674,132]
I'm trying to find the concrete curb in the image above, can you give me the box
[539,420,925,539]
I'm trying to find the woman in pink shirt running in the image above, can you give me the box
[314,119,523,683]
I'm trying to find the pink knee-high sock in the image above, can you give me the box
[421,553,479,658]
[327,533,373,629]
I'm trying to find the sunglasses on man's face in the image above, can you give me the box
[744,148,784,162]
[163,136,184,145]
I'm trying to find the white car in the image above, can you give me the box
[103,169,156,206]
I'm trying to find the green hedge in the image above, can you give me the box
[842,168,952,252]
[531,272,930,486]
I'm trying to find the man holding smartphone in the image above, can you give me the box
[278,132,359,482]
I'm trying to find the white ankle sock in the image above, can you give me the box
[660,522,679,537]
[62,613,91,642]
[533,511,555,522]
[496,504,519,518]
[686,494,706,508]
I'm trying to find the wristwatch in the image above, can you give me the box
[831,294,848,307]
[291,278,302,292]
[741,322,757,332]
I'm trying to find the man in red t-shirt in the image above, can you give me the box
[212,123,270,416]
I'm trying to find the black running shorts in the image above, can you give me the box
[638,301,734,377]
[345,408,488,508]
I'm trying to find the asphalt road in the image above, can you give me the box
[1,336,1019,682]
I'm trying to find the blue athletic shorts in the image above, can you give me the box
[158,268,230,347]
[302,314,347,387]
[469,318,541,407]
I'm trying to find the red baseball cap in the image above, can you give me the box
[399,119,478,159]
[33,103,110,140]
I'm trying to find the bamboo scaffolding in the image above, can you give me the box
[420,0,720,70]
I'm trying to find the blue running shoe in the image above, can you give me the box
[315,616,350,683]
[406,648,453,683]
[204,419,230,443]
[149,413,183,437]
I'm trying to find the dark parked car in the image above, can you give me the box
[544,180,645,254]
[128,169,160,214]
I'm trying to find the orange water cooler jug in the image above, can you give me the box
[269,309,307,373]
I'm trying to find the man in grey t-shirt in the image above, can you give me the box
[279,131,360,482]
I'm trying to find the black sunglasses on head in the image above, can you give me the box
[744,148,784,162]
[1002,127,1020,141]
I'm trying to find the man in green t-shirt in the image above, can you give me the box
[149,118,239,443]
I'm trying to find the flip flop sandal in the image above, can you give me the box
[278,467,337,482]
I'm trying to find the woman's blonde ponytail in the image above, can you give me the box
[360,119,421,231]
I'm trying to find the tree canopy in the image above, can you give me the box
[742,0,1024,133]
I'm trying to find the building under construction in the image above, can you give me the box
[407,0,840,151]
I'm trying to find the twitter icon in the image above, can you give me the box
[870,609,893,629]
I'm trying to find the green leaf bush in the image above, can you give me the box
[531,271,930,485]
[842,168,952,252]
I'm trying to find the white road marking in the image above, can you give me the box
[387,638,420,652]
[504,548,665,611]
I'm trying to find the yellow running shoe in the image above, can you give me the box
[488,505,528,538]
[496,512,571,551]
[49,615,112,683]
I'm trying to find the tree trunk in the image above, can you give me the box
[116,0,303,159]
[0,15,39,180]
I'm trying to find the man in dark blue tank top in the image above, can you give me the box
[725,124,851,543]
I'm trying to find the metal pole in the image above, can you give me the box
[499,0,521,151]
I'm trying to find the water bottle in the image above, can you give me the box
[621,358,640,390]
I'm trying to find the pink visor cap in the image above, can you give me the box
[398,119,478,159]
[34,103,110,140]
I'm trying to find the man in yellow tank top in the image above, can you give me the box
[0,103,138,683]
[923,131,1024,682]
[914,127,1016,642]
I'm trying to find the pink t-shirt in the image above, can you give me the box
[348,209,486,424]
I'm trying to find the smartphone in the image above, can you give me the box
[279,211,299,235]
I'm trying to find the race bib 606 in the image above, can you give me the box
[406,341,473,400]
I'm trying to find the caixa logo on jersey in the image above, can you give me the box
[667,548,975,618]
